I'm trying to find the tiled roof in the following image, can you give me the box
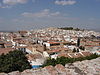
[26,53,43,61]
[47,49,61,53]
[47,42,60,44]
[80,51,92,57]
[58,53,71,58]
[0,48,15,55]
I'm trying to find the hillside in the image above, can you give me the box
[0,57,100,75]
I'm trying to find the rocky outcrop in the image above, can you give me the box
[0,57,100,75]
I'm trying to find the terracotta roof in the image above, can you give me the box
[26,54,43,61]
[58,53,71,58]
[58,52,90,58]
[4,43,13,47]
[68,53,77,58]
[47,49,61,54]
[16,46,27,48]
[80,51,92,57]
[26,46,33,52]
[0,48,15,55]
[75,53,83,58]
[47,42,60,44]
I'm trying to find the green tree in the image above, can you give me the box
[73,48,76,53]
[77,49,79,52]
[79,46,85,50]
[42,54,100,67]
[0,50,32,73]
[77,38,80,47]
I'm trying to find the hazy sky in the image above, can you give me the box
[0,0,100,31]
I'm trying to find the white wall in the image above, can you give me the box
[43,51,49,57]
[43,42,50,49]
[26,48,33,54]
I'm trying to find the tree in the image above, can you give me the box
[77,38,80,47]
[42,54,100,67]
[77,49,79,52]
[0,50,32,73]
[79,46,85,51]
[73,48,76,53]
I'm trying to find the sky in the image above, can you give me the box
[0,0,100,31]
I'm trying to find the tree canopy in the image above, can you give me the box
[42,53,100,67]
[0,50,32,73]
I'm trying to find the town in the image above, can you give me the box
[0,0,100,74]
[0,27,100,67]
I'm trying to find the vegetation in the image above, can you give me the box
[76,49,79,52]
[0,50,32,73]
[60,27,74,30]
[79,46,85,50]
[73,48,76,53]
[59,27,81,31]
[73,48,79,53]
[77,38,80,47]
[42,53,100,67]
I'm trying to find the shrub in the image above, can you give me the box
[42,53,100,67]
[0,50,32,73]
